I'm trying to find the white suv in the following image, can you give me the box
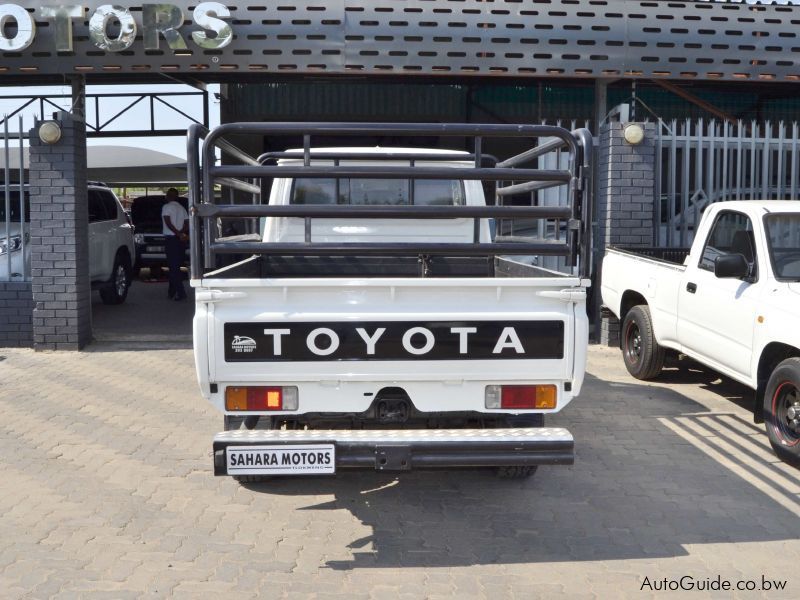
[0,183,135,304]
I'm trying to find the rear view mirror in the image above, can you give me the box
[714,253,749,279]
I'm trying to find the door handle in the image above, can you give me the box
[686,282,697,294]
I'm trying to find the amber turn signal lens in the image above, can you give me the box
[225,386,283,411]
[533,385,557,409]
[225,387,249,411]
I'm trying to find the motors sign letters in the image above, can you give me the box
[0,2,232,52]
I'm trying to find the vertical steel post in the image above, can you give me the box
[17,116,25,279]
[681,119,690,247]
[791,122,798,201]
[4,118,11,280]
[70,75,86,122]
[706,120,714,211]
[721,121,729,204]
[654,121,663,246]
[668,119,676,248]
[736,120,743,202]
[777,121,785,200]
[186,124,206,280]
[762,121,771,200]
[693,118,703,242]
[750,121,757,201]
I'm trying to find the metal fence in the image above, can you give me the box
[1,116,28,282]
[531,119,592,273]
[655,119,800,248]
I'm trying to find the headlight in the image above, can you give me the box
[0,236,22,255]
[134,233,145,245]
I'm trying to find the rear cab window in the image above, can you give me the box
[290,178,465,206]
[698,210,758,279]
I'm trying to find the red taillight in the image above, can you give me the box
[492,385,557,409]
[226,386,283,411]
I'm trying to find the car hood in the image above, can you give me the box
[788,282,800,296]
[0,222,29,280]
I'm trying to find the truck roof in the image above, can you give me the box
[710,200,800,214]
[277,147,472,166]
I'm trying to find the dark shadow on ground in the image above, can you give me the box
[91,269,193,349]
[656,354,754,413]
[243,371,800,569]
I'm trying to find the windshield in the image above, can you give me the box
[0,191,30,224]
[291,178,465,206]
[764,213,800,280]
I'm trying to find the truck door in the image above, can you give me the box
[677,210,761,378]
[87,189,108,280]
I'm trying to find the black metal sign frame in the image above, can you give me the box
[1,1,799,83]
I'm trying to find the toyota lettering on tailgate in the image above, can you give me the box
[224,321,564,362]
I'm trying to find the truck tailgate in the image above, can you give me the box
[194,276,587,414]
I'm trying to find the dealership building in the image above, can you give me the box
[2,0,800,349]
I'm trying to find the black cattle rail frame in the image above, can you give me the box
[186,122,593,279]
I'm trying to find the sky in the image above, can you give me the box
[0,82,220,160]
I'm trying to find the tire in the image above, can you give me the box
[233,475,267,483]
[621,305,665,380]
[763,357,800,466]
[505,413,544,428]
[99,252,131,305]
[496,465,538,479]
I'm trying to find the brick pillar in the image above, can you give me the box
[29,111,91,350]
[0,282,33,347]
[595,121,656,346]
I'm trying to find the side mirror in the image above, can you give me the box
[714,253,749,279]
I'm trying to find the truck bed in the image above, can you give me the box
[202,255,573,279]
[608,246,690,267]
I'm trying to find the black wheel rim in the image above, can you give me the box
[624,320,642,366]
[772,381,800,446]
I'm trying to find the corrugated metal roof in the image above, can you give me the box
[225,81,800,129]
[227,82,467,122]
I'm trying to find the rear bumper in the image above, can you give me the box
[134,243,190,266]
[212,427,574,474]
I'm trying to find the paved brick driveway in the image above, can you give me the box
[0,345,798,598]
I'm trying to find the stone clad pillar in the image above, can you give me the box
[595,121,656,346]
[28,111,91,350]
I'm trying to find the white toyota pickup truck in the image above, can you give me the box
[601,201,800,464]
[187,122,593,481]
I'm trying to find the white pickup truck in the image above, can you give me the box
[187,122,593,481]
[601,201,800,464]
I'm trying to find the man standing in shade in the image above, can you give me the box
[161,188,189,301]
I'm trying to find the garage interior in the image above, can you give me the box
[3,0,800,349]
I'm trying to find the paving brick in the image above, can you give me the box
[0,345,797,598]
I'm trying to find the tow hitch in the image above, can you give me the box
[376,399,410,424]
